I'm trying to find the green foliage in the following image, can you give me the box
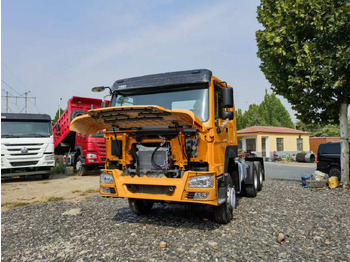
[296,118,350,137]
[236,90,294,130]
[256,0,350,124]
[51,164,65,175]
[53,107,64,124]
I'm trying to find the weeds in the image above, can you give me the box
[46,197,64,202]
[51,164,65,175]
[79,188,99,196]
[1,202,32,208]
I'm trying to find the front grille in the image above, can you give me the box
[5,143,43,146]
[186,192,195,199]
[11,161,38,167]
[126,184,175,195]
[10,153,38,156]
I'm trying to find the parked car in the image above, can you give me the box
[317,141,350,180]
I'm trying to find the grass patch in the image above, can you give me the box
[46,197,64,202]
[72,190,82,193]
[79,188,99,196]
[1,202,32,208]
[41,181,49,184]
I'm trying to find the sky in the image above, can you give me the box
[1,0,297,121]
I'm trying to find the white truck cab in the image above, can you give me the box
[1,113,55,179]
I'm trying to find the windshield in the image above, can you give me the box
[1,121,53,138]
[110,88,209,122]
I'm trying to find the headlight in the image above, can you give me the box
[188,175,214,188]
[45,155,55,161]
[100,173,114,184]
[87,154,97,159]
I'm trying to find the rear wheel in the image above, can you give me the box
[328,166,341,181]
[256,163,263,191]
[245,166,258,197]
[214,176,236,224]
[129,198,154,215]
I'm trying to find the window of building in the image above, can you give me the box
[246,138,256,151]
[297,138,303,151]
[238,137,243,152]
[276,138,284,151]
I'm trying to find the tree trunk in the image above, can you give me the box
[339,102,349,189]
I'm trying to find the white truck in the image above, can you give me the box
[1,113,55,179]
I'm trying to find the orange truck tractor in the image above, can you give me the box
[70,69,265,224]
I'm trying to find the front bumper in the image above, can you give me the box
[100,169,219,206]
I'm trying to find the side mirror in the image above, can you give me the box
[222,87,233,108]
[92,86,106,92]
[101,101,109,108]
[222,111,234,120]
[92,86,112,94]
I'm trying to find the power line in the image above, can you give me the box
[1,61,28,92]
[1,80,22,96]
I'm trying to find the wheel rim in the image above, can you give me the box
[227,186,236,209]
[259,170,263,186]
[76,160,82,171]
[254,171,258,190]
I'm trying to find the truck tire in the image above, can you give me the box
[128,198,154,215]
[328,166,341,181]
[75,156,87,176]
[70,109,86,120]
[214,176,236,224]
[256,162,263,191]
[244,166,258,197]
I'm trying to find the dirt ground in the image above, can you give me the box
[1,173,100,212]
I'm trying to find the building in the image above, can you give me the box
[309,137,340,154]
[237,126,311,158]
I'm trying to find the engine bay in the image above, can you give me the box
[106,128,208,178]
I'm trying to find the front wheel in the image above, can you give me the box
[214,176,236,224]
[129,198,154,215]
[75,156,87,176]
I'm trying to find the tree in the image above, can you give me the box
[259,90,294,128]
[235,90,294,129]
[53,107,64,124]
[256,0,350,188]
[297,118,350,137]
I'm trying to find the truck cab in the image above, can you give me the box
[53,96,106,175]
[1,113,55,179]
[70,69,264,223]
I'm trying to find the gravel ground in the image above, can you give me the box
[2,179,350,261]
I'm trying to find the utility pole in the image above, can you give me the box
[6,91,9,113]
[1,93,36,113]
[58,98,62,118]
[24,92,28,113]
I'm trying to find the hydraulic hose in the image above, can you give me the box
[129,149,140,175]
[151,146,163,170]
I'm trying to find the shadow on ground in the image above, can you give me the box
[112,197,243,230]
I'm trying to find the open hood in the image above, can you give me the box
[70,105,206,136]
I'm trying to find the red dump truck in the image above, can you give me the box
[53,96,106,175]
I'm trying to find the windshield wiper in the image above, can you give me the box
[1,135,20,138]
[22,134,49,137]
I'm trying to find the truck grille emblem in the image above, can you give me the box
[21,147,29,154]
